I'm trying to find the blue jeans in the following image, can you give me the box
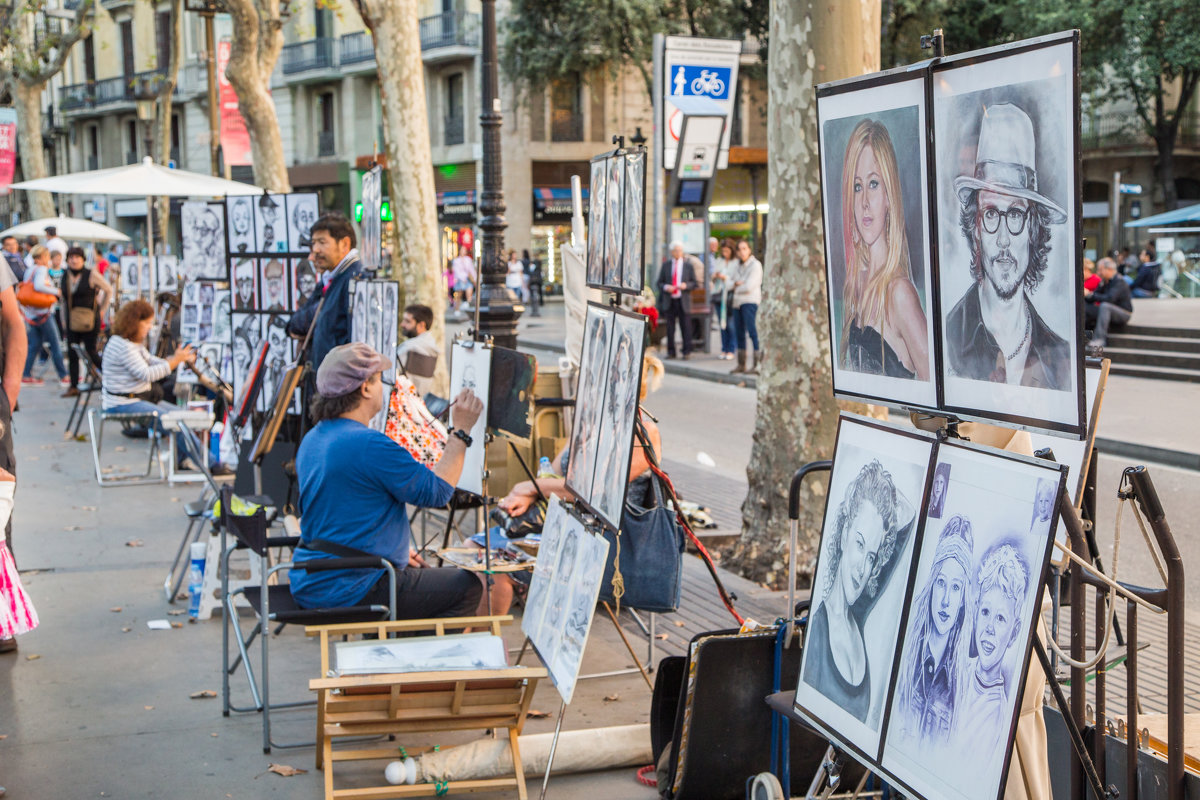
[719,293,736,354]
[105,400,188,459]
[24,317,68,379]
[730,303,760,352]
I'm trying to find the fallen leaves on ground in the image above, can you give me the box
[81,505,96,511]
[603,694,620,702]
[144,705,154,711]
[267,764,307,777]
[655,633,669,640]
[25,654,40,661]
[674,620,685,627]
[167,609,185,616]
[114,446,127,453]
[125,539,144,547]
[170,497,181,503]
[170,621,184,629]
[526,709,550,719]
[121,627,132,633]
[63,525,82,531]
[109,606,122,613]
[0,733,8,739]
[189,690,218,699]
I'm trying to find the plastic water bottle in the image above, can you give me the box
[537,456,557,479]
[208,422,223,466]
[187,541,207,619]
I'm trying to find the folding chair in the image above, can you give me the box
[86,406,166,486]
[219,485,399,752]
[66,343,102,437]
[163,424,273,606]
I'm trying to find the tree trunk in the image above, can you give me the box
[11,81,54,219]
[354,0,450,396]
[725,0,880,588]
[1154,132,1178,211]
[153,0,184,248]
[223,0,290,192]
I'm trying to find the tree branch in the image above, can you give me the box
[18,0,95,86]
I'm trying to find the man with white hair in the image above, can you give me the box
[655,241,701,359]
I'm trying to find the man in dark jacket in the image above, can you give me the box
[1126,247,1160,298]
[1,235,25,282]
[655,241,701,359]
[1085,257,1133,348]
[287,212,364,372]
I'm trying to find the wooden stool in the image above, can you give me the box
[307,616,547,800]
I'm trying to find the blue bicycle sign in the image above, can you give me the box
[669,64,733,100]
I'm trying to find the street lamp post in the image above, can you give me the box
[183,0,225,176]
[473,0,522,347]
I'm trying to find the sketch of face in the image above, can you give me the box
[852,144,889,248]
[1035,484,1054,521]
[298,266,316,299]
[268,324,287,362]
[233,335,251,371]
[930,558,967,637]
[977,190,1031,301]
[214,297,230,337]
[839,502,885,607]
[200,284,215,305]
[293,205,315,239]
[235,261,254,306]
[232,200,251,236]
[932,473,946,505]
[461,365,477,391]
[266,262,284,305]
[974,585,1020,674]
[262,223,276,251]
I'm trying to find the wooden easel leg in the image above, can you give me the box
[315,690,326,770]
[601,602,653,689]
[322,734,334,800]
[510,726,528,800]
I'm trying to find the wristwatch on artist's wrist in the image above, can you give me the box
[447,427,473,447]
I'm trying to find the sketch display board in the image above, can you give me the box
[449,340,492,497]
[792,413,1066,800]
[221,192,320,418]
[156,254,179,292]
[181,201,228,282]
[815,31,1084,437]
[817,70,937,410]
[585,147,647,294]
[350,278,400,432]
[521,496,609,704]
[119,254,148,299]
[360,166,382,272]
[563,303,647,530]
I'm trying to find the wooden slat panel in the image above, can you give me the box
[325,716,517,736]
[326,702,524,724]
[332,778,518,799]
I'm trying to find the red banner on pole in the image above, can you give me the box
[217,41,253,167]
[0,108,17,193]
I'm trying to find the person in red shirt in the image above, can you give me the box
[93,245,109,276]
[1083,257,1100,293]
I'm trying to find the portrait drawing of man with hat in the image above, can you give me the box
[944,103,1070,390]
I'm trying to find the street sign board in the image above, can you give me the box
[661,36,742,171]
[1119,182,1143,195]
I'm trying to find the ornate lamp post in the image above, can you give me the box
[473,0,523,347]
[183,0,225,176]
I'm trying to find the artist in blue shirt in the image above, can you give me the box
[290,342,503,619]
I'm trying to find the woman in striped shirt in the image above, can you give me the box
[101,299,195,421]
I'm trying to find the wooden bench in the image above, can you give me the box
[307,616,547,800]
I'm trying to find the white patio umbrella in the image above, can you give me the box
[0,215,130,243]
[10,157,263,294]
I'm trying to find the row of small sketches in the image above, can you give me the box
[819,33,1084,436]
[179,193,319,283]
[793,413,1064,800]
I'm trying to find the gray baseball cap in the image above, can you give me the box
[316,342,389,397]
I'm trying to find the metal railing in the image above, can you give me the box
[444,113,464,146]
[1082,110,1200,150]
[418,11,479,51]
[281,37,334,74]
[317,130,336,157]
[59,81,94,110]
[550,110,584,142]
[339,31,374,66]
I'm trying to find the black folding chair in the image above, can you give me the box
[66,343,102,437]
[218,485,398,752]
[163,424,274,604]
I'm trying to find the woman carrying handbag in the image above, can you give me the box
[60,247,113,397]
[18,245,69,387]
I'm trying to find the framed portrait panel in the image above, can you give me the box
[880,438,1064,800]
[564,303,613,520]
[793,415,935,763]
[621,149,647,293]
[226,195,257,255]
[254,192,288,254]
[258,257,290,313]
[231,257,258,311]
[818,70,937,411]
[180,201,228,281]
[449,340,492,497]
[293,257,318,308]
[285,192,319,253]
[603,154,624,288]
[933,32,1084,435]
[586,158,607,286]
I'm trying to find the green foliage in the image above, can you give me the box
[500,0,765,99]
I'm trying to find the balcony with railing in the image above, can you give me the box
[317,130,336,157]
[339,31,375,66]
[419,11,479,55]
[59,82,94,111]
[1082,110,1200,152]
[281,37,335,75]
[444,114,465,146]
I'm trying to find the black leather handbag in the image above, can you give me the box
[598,473,685,613]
